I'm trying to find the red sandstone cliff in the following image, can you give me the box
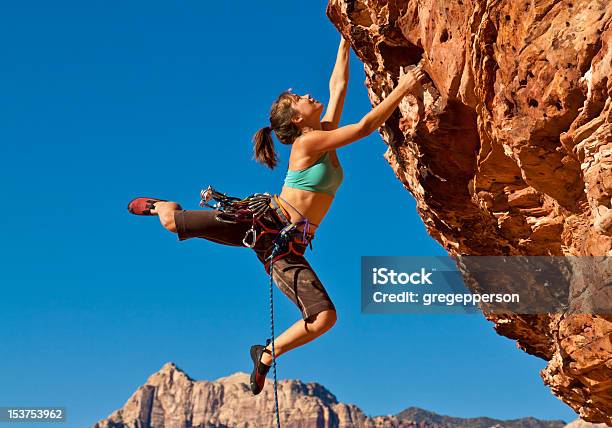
[326,0,611,424]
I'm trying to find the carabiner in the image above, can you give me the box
[243,226,257,248]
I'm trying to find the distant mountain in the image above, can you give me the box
[92,362,570,428]
[397,407,566,428]
[563,420,609,428]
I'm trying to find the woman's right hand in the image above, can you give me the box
[399,65,426,92]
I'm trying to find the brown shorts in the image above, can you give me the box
[173,200,336,320]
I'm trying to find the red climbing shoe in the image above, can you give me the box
[249,340,272,395]
[127,197,167,216]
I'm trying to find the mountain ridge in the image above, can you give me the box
[93,362,570,428]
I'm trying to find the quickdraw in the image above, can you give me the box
[199,186,316,428]
[200,185,272,223]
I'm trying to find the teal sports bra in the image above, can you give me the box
[284,151,344,196]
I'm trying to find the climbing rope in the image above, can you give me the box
[267,242,282,428]
[264,221,304,428]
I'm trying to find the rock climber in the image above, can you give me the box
[126,36,426,395]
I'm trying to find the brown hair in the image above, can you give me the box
[252,91,302,169]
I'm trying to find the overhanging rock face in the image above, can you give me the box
[326,0,611,423]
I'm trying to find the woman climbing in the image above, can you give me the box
[127,37,426,395]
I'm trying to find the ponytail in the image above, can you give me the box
[253,90,302,169]
[252,126,278,169]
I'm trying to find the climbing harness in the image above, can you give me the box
[200,186,315,273]
[199,186,316,428]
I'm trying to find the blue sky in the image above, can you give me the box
[0,1,578,427]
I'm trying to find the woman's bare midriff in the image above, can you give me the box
[277,143,340,234]
[278,185,335,234]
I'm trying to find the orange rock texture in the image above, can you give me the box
[326,0,611,423]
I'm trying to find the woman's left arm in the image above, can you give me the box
[321,37,350,131]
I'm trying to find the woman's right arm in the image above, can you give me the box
[301,66,426,153]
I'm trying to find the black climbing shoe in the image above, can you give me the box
[249,339,272,395]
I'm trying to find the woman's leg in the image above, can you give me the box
[251,242,338,366]
[148,201,249,247]
[259,309,337,365]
